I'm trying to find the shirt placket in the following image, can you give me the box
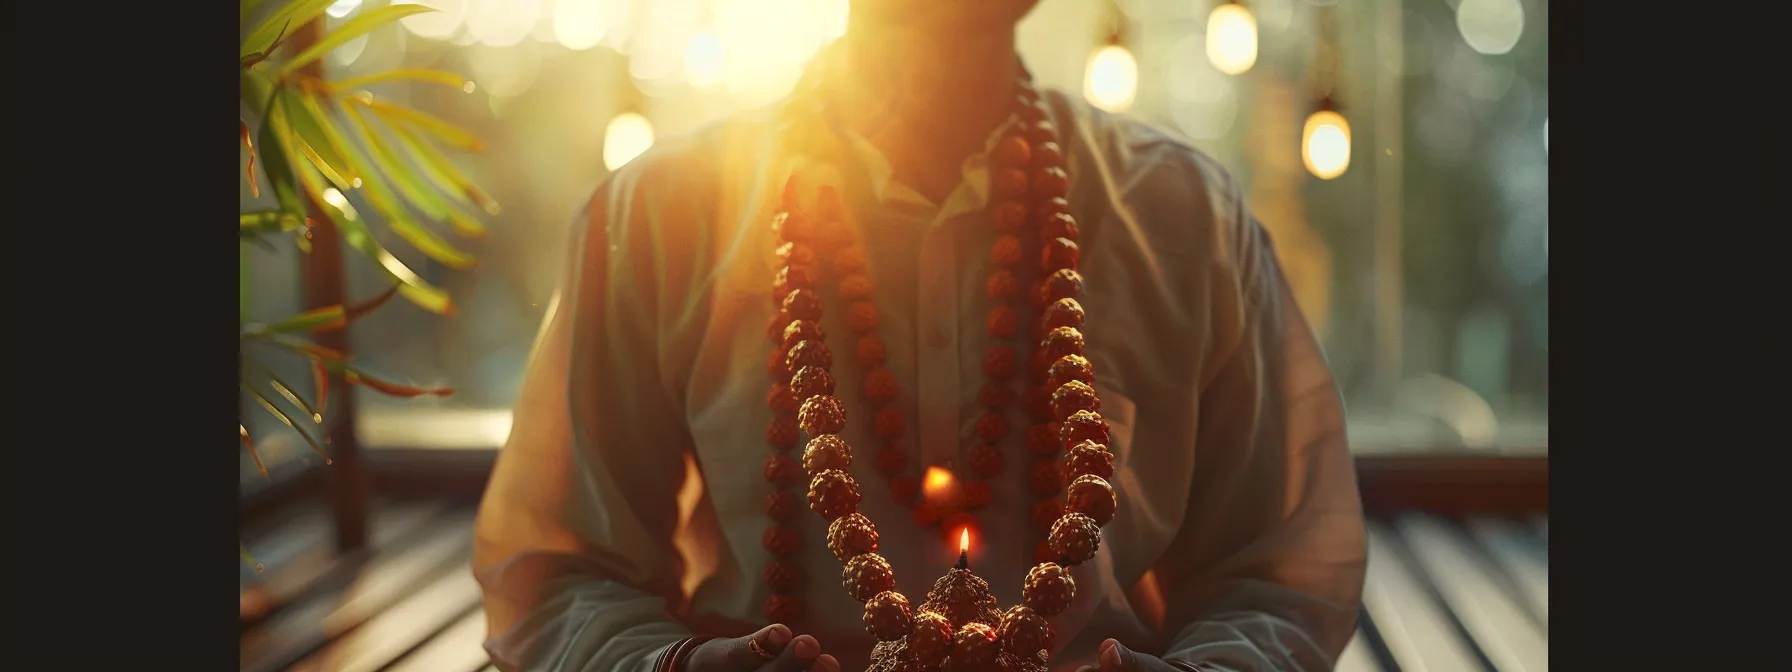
[914,224,962,471]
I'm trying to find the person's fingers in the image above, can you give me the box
[810,653,840,672]
[714,624,792,670]
[756,634,821,672]
[1099,639,1126,671]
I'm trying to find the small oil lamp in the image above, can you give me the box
[865,526,1050,672]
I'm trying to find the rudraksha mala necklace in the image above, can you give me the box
[757,69,1120,669]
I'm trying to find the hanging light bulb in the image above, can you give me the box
[1206,1,1258,76]
[603,112,655,171]
[1083,2,1138,113]
[1083,44,1139,112]
[1302,100,1351,179]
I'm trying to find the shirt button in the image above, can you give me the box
[926,328,951,349]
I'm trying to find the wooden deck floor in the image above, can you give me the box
[240,502,1547,672]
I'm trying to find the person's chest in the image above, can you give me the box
[677,165,1217,572]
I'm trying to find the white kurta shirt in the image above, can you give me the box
[472,90,1366,672]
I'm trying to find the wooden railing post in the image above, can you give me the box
[292,18,371,553]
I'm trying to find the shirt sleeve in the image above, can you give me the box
[1155,185,1368,671]
[471,167,696,672]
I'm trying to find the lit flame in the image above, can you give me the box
[960,528,970,554]
[922,466,955,500]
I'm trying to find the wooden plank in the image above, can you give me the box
[241,500,449,624]
[240,510,475,672]
[1396,515,1546,672]
[385,607,491,672]
[1363,522,1486,672]
[1467,517,1549,627]
[1336,631,1384,672]
[286,569,484,672]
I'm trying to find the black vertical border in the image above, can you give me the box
[1555,0,1781,667]
[13,0,238,668]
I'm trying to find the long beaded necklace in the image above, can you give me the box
[755,65,1120,666]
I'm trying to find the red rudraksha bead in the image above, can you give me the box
[776,241,816,268]
[969,443,1005,477]
[832,246,870,276]
[978,381,1014,408]
[994,135,1032,168]
[1030,497,1064,534]
[998,605,1055,657]
[803,434,853,475]
[874,445,908,476]
[1041,211,1079,242]
[962,479,992,509]
[767,383,799,414]
[873,407,907,439]
[786,340,832,372]
[781,287,823,321]
[974,411,1010,443]
[1029,459,1064,496]
[790,365,835,401]
[987,305,1018,339]
[765,416,801,451]
[1066,474,1117,526]
[1022,562,1075,616]
[1032,141,1065,170]
[889,474,920,505]
[1027,421,1063,456]
[847,301,881,333]
[762,525,800,556]
[1041,326,1086,362]
[1063,440,1115,480]
[982,345,1018,381]
[991,200,1028,232]
[987,269,1020,302]
[863,368,900,404]
[799,395,847,436]
[1046,354,1095,390]
[865,591,914,642]
[764,558,804,593]
[1050,380,1101,421]
[827,512,880,562]
[1031,166,1069,200]
[843,553,896,601]
[1060,410,1110,448]
[766,489,801,521]
[1041,298,1086,332]
[993,168,1029,199]
[857,335,888,367]
[1041,236,1079,272]
[765,454,805,488]
[808,469,862,521]
[990,234,1024,267]
[763,594,804,624]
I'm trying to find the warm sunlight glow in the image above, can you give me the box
[1082,45,1139,113]
[394,0,465,41]
[922,466,955,500]
[551,0,608,51]
[1302,109,1352,180]
[715,0,828,105]
[684,30,724,89]
[1455,0,1525,56]
[959,528,970,554]
[466,0,539,47]
[1206,2,1259,76]
[603,113,654,171]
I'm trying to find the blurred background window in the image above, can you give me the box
[242,0,1547,495]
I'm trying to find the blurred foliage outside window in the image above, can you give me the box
[242,0,1547,493]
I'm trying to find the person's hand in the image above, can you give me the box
[683,624,840,672]
[1073,639,1196,672]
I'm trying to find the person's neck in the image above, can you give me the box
[832,21,1021,204]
